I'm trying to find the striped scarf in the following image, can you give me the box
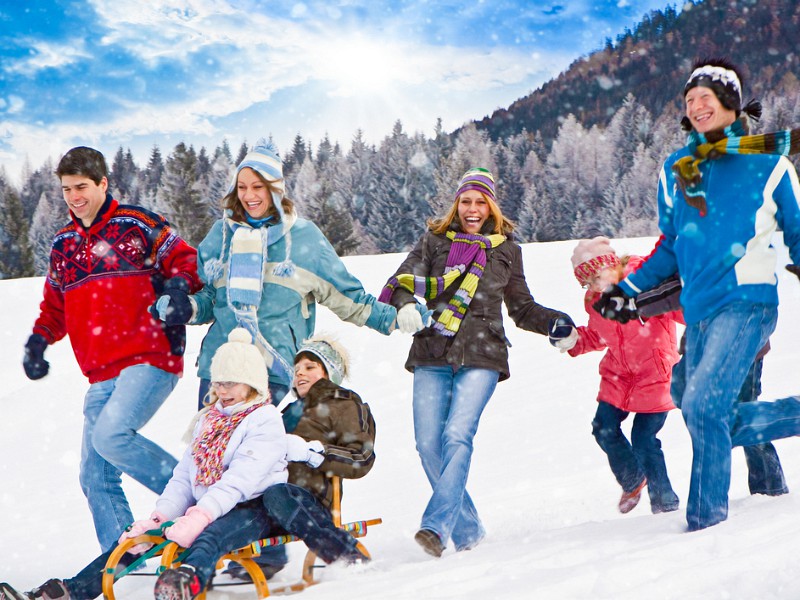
[192,401,265,486]
[673,119,800,215]
[380,231,505,337]
[227,224,294,386]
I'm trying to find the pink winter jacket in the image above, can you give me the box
[568,256,681,413]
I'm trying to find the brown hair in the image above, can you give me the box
[428,191,515,236]
[222,167,295,223]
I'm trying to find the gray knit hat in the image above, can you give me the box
[295,336,350,385]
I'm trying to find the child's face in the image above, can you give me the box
[211,381,252,407]
[586,267,620,293]
[294,357,327,397]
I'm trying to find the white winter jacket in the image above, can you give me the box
[155,402,288,521]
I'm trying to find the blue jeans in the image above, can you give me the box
[63,499,276,598]
[80,365,178,550]
[262,483,361,563]
[672,346,790,499]
[412,366,498,551]
[591,401,679,512]
[681,302,800,531]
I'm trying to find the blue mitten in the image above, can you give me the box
[548,316,578,352]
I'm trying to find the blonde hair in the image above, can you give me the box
[428,191,515,235]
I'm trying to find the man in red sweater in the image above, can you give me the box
[22,146,202,551]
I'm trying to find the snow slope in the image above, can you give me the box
[2,236,799,599]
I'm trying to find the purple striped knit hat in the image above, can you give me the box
[455,167,496,203]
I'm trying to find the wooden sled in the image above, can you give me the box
[101,476,381,599]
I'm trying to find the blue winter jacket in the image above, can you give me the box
[619,148,800,325]
[190,211,397,384]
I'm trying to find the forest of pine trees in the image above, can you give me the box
[2,0,800,280]
[2,88,799,280]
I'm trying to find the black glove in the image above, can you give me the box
[592,284,638,324]
[786,264,800,281]
[548,315,578,352]
[149,277,193,326]
[23,333,50,380]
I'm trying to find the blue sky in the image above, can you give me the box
[0,0,673,182]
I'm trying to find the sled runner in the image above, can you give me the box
[101,476,381,599]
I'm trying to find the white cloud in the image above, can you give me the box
[3,41,92,75]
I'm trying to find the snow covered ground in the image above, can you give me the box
[2,236,800,599]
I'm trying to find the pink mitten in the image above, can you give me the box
[119,511,168,555]
[164,506,213,548]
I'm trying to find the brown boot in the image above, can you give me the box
[415,528,444,557]
[619,478,647,514]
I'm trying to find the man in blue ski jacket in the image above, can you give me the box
[595,57,800,531]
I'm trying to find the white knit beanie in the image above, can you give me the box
[295,335,350,385]
[571,236,620,286]
[210,328,270,398]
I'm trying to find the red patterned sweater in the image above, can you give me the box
[33,195,202,383]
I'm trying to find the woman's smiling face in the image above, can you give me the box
[457,190,490,234]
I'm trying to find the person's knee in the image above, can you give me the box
[91,421,131,461]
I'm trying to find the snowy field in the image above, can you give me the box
[2,236,800,599]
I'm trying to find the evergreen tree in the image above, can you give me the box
[140,145,165,211]
[155,143,210,246]
[29,190,64,275]
[205,149,234,221]
[365,121,433,252]
[109,147,140,204]
[284,134,307,178]
[235,142,249,165]
[0,173,34,278]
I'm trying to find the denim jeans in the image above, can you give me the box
[80,364,178,550]
[64,499,277,597]
[672,341,791,503]
[262,483,360,563]
[680,302,800,530]
[198,378,289,569]
[412,366,499,551]
[591,401,679,512]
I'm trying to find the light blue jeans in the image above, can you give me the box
[682,302,800,531]
[413,366,498,551]
[80,364,178,550]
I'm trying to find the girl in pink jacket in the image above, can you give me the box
[568,237,680,514]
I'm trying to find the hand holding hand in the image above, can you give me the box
[23,333,49,380]
[149,278,194,326]
[548,316,578,352]
[286,434,326,468]
[397,303,427,334]
[164,506,213,548]
[118,511,167,554]
[592,284,638,324]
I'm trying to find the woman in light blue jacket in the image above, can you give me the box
[153,140,409,409]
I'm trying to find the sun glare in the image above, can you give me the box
[317,37,405,97]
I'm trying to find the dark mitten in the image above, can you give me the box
[548,315,578,352]
[23,333,50,380]
[786,264,800,281]
[592,284,638,324]
[149,277,194,326]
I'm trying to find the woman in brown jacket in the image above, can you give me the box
[380,168,574,557]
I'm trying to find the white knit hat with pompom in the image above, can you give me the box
[210,328,269,398]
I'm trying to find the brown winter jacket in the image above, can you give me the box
[386,229,569,381]
[287,378,376,511]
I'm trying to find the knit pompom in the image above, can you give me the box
[228,328,252,344]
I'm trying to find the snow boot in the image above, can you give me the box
[154,566,202,600]
[619,478,647,514]
[414,528,444,558]
[27,580,70,600]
